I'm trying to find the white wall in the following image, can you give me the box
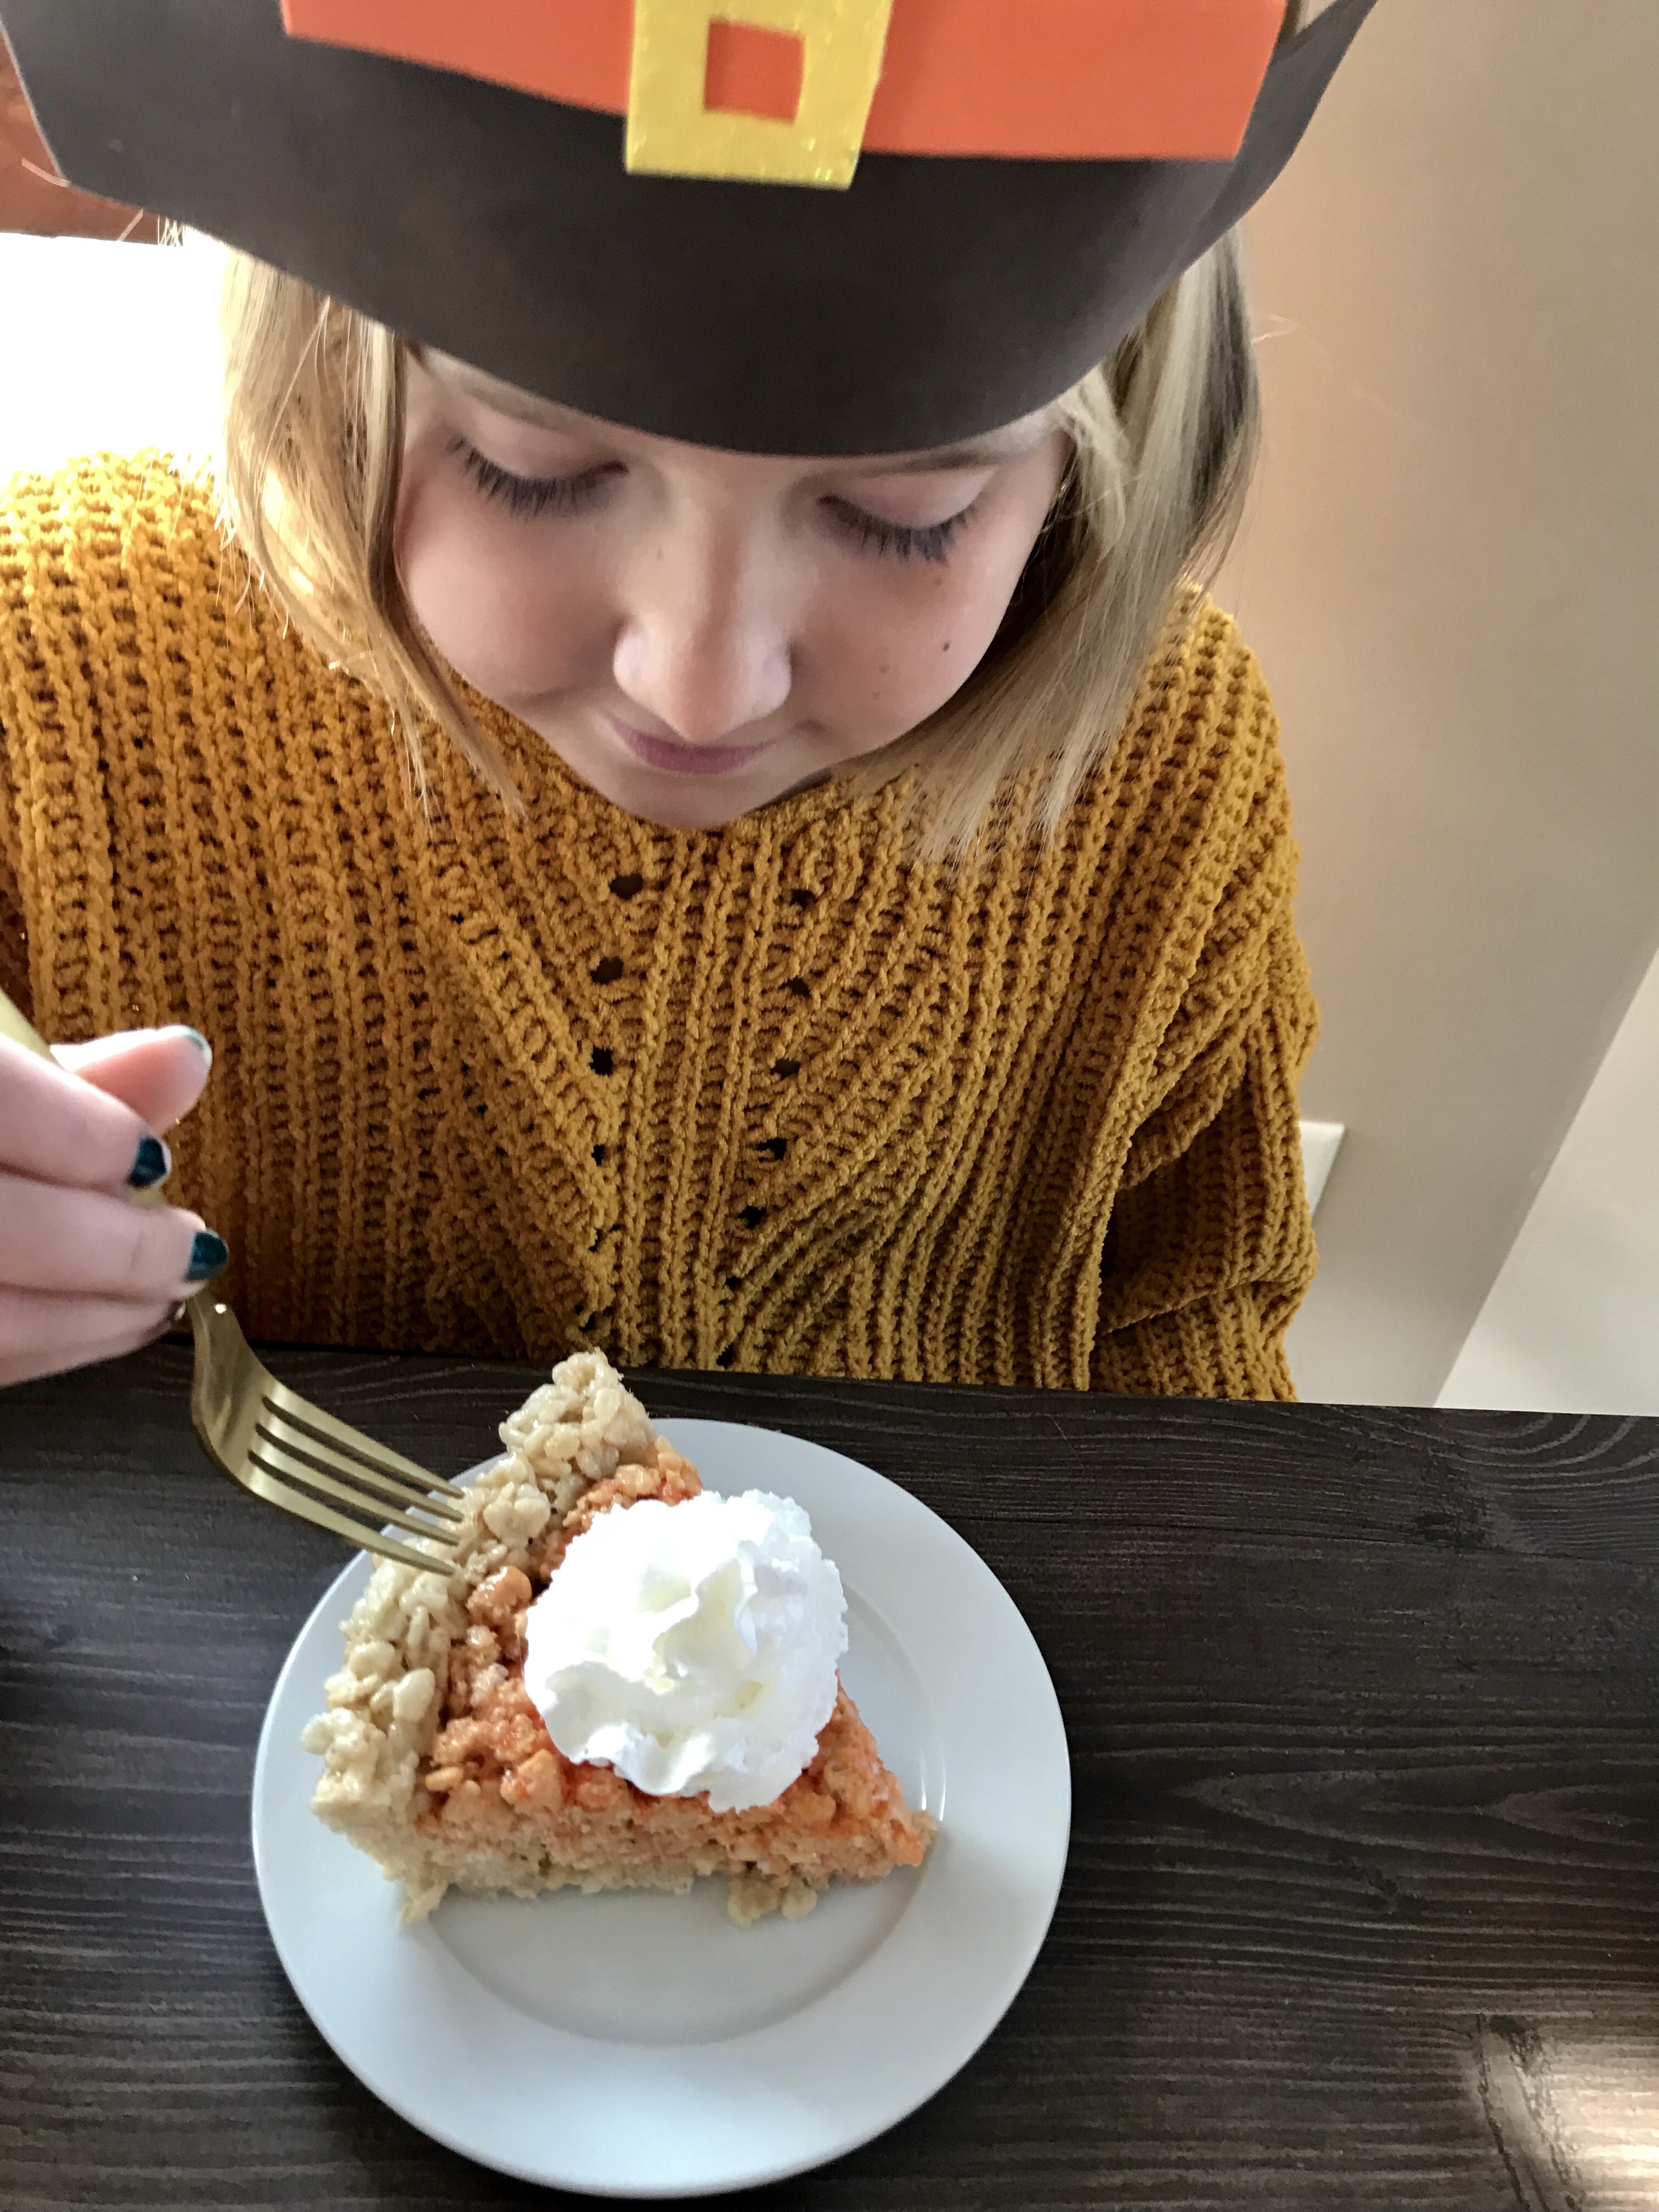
[0,233,218,471]
[1441,944,1659,1417]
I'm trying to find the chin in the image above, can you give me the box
[538,721,823,831]
[614,782,749,831]
[555,747,774,831]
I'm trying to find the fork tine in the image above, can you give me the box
[261,1378,463,1497]
[257,1404,466,1523]
[233,1456,447,1571]
[247,1434,460,1543]
[187,1294,466,1567]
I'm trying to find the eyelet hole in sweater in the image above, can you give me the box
[590,1047,614,1075]
[591,956,624,984]
[610,872,644,900]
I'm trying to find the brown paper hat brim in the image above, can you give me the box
[2,0,1378,454]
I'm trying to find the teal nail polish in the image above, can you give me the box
[186,1230,229,1284]
[129,1133,171,1189]
[176,1026,213,1069]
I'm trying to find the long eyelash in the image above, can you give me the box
[451,441,967,561]
[450,436,616,518]
[827,499,968,565]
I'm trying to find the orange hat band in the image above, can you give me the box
[283,0,1286,188]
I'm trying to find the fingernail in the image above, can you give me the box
[186,1230,230,1284]
[128,1133,172,1189]
[171,1026,213,1070]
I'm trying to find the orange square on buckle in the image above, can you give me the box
[704,20,805,125]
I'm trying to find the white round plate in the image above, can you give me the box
[252,1418,1070,2199]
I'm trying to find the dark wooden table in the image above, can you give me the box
[3,1343,1657,2210]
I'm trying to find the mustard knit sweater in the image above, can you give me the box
[0,457,1317,1397]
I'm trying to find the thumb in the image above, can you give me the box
[53,1025,214,1134]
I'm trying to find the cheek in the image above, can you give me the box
[394,466,608,706]
[809,534,1036,738]
[804,445,1064,745]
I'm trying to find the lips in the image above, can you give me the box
[605,714,772,778]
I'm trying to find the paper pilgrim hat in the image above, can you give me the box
[2,0,1378,452]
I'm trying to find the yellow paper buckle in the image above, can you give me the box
[627,0,895,189]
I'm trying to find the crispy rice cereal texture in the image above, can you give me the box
[302,1353,934,1924]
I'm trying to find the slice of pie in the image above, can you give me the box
[303,1353,934,1923]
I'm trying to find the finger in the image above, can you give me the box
[53,1025,213,1135]
[0,1174,225,1300]
[0,1308,175,1389]
[0,1033,170,1190]
[0,1281,185,1365]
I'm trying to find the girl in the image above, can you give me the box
[0,0,1374,1396]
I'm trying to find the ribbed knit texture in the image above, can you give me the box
[0,456,1317,1396]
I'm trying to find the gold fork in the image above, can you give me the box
[1,987,465,1570]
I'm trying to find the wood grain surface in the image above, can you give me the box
[2,1342,1657,2210]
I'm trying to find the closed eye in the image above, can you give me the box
[450,436,623,518]
[821,495,973,565]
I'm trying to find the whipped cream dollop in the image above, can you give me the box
[521,1489,848,1813]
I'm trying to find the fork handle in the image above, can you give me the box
[0,984,170,1213]
[0,983,50,1061]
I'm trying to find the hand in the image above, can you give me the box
[0,1028,226,1387]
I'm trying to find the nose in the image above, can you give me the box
[612,525,793,746]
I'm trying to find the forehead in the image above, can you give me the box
[420,349,1058,473]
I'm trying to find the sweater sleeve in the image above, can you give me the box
[0,701,29,1021]
[1090,707,1319,1402]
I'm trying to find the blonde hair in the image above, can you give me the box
[216,233,1260,853]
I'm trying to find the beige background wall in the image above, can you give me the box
[1217,0,1659,1404]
